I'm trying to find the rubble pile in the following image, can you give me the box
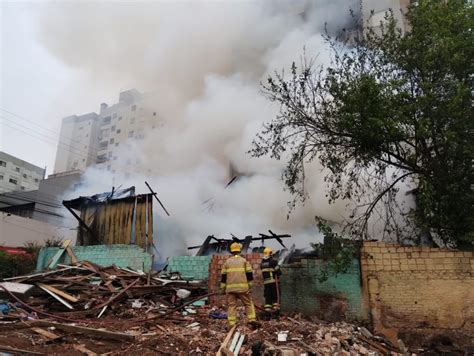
[0,263,406,355]
[0,261,207,321]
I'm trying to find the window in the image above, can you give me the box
[34,178,39,183]
[82,158,86,162]
[128,131,134,138]
[108,151,113,158]
[79,126,84,130]
[15,167,20,172]
[131,105,136,111]
[99,141,109,149]
[115,142,119,147]
[130,118,135,124]
[107,165,111,171]
[111,125,116,132]
[118,116,122,121]
[9,178,17,185]
[22,173,27,178]
[0,161,6,167]
[113,156,117,161]
[116,129,121,134]
[153,112,156,116]
[102,116,111,124]
[21,186,25,191]
[110,138,115,144]
[0,175,3,180]
[97,154,107,163]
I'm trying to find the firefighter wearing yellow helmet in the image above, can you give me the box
[220,242,257,328]
[261,247,281,312]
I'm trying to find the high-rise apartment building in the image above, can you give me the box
[0,151,45,193]
[54,89,160,178]
[53,112,100,173]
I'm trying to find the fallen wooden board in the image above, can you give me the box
[32,321,136,342]
[73,344,98,356]
[36,283,74,310]
[229,331,240,352]
[233,334,245,355]
[216,325,236,356]
[0,345,45,355]
[66,246,78,264]
[0,281,35,295]
[36,283,79,302]
[31,327,62,341]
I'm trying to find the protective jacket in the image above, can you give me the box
[261,256,281,284]
[220,255,253,293]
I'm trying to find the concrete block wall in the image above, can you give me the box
[360,241,474,337]
[36,244,153,272]
[208,253,263,305]
[280,259,367,321]
[166,255,212,280]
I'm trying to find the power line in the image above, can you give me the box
[0,116,99,163]
[0,107,98,156]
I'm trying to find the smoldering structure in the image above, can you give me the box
[63,187,154,251]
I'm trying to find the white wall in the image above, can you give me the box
[0,212,76,247]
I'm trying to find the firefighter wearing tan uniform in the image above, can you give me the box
[220,242,257,327]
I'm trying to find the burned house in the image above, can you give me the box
[63,187,154,252]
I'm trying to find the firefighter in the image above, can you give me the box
[220,242,257,328]
[261,247,281,312]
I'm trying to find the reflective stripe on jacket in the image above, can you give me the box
[220,255,253,293]
[261,256,281,284]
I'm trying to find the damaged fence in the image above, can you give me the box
[36,244,153,272]
[280,259,367,321]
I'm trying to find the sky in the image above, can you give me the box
[0,1,130,173]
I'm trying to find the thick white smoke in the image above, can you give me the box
[36,1,361,258]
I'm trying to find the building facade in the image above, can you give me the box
[0,151,45,193]
[53,89,160,181]
[53,112,100,174]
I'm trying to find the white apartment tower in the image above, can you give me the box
[54,89,159,177]
[53,112,100,174]
[0,151,45,193]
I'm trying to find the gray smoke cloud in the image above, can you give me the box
[36,0,362,259]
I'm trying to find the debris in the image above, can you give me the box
[36,283,74,310]
[277,331,288,342]
[0,281,35,295]
[72,344,98,356]
[0,345,45,355]
[36,283,79,303]
[359,326,373,338]
[217,325,236,356]
[31,321,136,341]
[31,327,62,342]
[177,288,191,299]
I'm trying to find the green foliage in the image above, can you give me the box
[251,0,473,247]
[311,219,359,282]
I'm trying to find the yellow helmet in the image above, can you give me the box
[263,247,273,256]
[230,242,241,253]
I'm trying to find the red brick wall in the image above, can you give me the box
[208,253,264,305]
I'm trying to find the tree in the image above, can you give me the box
[251,0,473,247]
